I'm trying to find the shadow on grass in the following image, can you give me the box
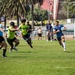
[9,55,27,58]
[66,51,75,53]
[16,50,36,54]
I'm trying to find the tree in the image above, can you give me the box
[0,0,43,26]
[61,0,75,18]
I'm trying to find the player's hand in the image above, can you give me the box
[57,30,60,32]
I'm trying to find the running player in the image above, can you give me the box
[53,21,67,51]
[7,22,19,52]
[18,19,33,48]
[0,20,7,57]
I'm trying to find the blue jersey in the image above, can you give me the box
[54,25,64,38]
[46,24,53,31]
[0,24,3,36]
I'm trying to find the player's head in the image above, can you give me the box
[55,21,59,26]
[47,21,51,25]
[21,19,26,24]
[10,22,15,27]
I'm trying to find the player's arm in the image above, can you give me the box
[10,26,19,32]
[10,28,18,32]
[53,28,60,34]
[0,27,7,37]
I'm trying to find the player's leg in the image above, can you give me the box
[13,38,19,50]
[48,31,50,41]
[50,32,53,42]
[38,34,40,40]
[7,38,13,52]
[61,36,66,51]
[0,36,7,57]
[1,41,7,57]
[23,35,33,48]
[0,43,3,49]
[27,38,33,48]
[40,34,42,40]
[57,37,63,47]
[13,38,19,47]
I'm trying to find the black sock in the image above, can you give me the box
[3,49,6,56]
[30,45,33,48]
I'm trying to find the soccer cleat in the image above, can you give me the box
[13,46,18,51]
[9,49,12,52]
[2,55,7,58]
[64,48,66,52]
[50,40,52,42]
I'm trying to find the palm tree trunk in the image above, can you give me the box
[31,4,34,30]
[16,5,19,26]
[4,15,6,30]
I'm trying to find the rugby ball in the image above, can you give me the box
[61,27,64,31]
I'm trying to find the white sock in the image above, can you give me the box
[62,42,66,51]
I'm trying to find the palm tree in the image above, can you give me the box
[0,0,43,27]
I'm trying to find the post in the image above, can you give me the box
[73,4,75,38]
[48,1,50,21]
[67,3,69,19]
[47,0,53,21]
[74,21,75,38]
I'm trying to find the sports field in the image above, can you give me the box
[0,40,75,75]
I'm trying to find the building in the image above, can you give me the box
[41,0,59,20]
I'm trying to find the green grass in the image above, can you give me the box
[0,40,75,75]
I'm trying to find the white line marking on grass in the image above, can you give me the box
[56,66,72,69]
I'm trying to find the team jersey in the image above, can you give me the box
[7,27,15,39]
[54,25,64,38]
[46,24,53,31]
[0,24,3,36]
[19,24,28,35]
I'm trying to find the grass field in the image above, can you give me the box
[0,40,75,75]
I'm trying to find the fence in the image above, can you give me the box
[31,29,74,40]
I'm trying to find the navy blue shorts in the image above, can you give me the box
[0,36,5,43]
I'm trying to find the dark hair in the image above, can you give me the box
[21,19,26,23]
[55,21,59,23]
[10,22,15,27]
[56,20,59,23]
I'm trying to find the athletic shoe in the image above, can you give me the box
[13,46,18,51]
[9,48,12,52]
[2,55,7,58]
[50,40,52,42]
[64,48,66,52]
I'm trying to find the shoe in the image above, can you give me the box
[13,46,18,51]
[50,40,52,42]
[9,48,12,52]
[64,48,66,52]
[2,55,7,58]
[46,40,48,42]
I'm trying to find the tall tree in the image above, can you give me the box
[0,0,43,26]
[61,0,75,18]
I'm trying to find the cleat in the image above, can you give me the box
[9,49,12,52]
[13,46,18,51]
[64,48,66,52]
[2,55,7,58]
